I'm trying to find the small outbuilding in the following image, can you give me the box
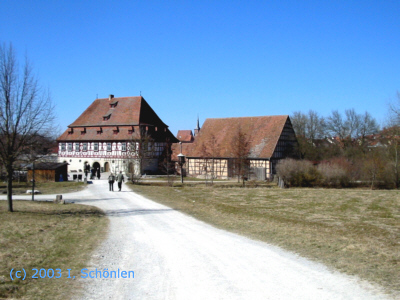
[27,162,68,182]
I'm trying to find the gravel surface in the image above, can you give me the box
[2,180,389,299]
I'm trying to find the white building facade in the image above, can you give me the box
[57,95,177,177]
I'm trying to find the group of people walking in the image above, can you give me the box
[84,165,101,180]
[108,171,124,192]
[83,163,125,191]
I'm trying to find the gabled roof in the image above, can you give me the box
[57,96,178,142]
[177,130,194,142]
[68,96,166,127]
[182,115,290,159]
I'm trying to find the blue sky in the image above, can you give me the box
[1,0,399,135]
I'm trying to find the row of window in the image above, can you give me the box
[60,142,127,152]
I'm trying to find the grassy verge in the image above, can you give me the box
[0,201,108,299]
[0,181,86,195]
[130,183,400,296]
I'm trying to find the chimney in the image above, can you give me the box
[109,94,114,101]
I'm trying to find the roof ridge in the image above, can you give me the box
[205,115,289,120]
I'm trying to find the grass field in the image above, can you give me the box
[130,183,400,297]
[0,181,86,195]
[0,200,108,299]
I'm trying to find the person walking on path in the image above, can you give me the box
[96,168,101,180]
[116,171,124,191]
[108,173,115,191]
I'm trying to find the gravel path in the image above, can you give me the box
[2,180,389,299]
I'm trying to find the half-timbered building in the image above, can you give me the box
[57,95,177,175]
[175,115,298,180]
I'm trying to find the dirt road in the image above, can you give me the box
[5,180,388,299]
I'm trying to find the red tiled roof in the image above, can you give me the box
[68,96,162,127]
[179,115,289,159]
[57,96,178,142]
[171,142,193,161]
[177,130,194,142]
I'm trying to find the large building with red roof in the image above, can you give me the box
[57,95,177,176]
[174,115,298,179]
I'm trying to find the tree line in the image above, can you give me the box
[278,102,400,189]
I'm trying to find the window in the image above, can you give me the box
[103,114,111,121]
[61,143,66,151]
[94,143,99,151]
[67,143,72,151]
[107,142,112,151]
[83,143,87,151]
[121,142,126,152]
[75,143,80,152]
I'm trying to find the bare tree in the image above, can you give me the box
[158,137,175,186]
[383,127,400,188]
[344,108,361,138]
[201,133,219,185]
[291,111,307,138]
[388,92,400,125]
[306,110,325,140]
[127,130,156,183]
[326,110,348,139]
[327,109,378,140]
[0,43,55,212]
[291,110,325,160]
[384,98,400,188]
[231,125,250,185]
[359,112,379,137]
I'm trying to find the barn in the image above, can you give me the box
[174,115,298,180]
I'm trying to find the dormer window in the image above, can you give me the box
[113,126,119,134]
[103,114,111,121]
[109,101,118,108]
[68,128,74,135]
[97,127,103,134]
[128,126,134,134]
[81,127,86,135]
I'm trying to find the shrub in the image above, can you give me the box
[276,159,321,187]
[317,163,350,187]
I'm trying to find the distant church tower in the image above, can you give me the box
[194,116,200,136]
